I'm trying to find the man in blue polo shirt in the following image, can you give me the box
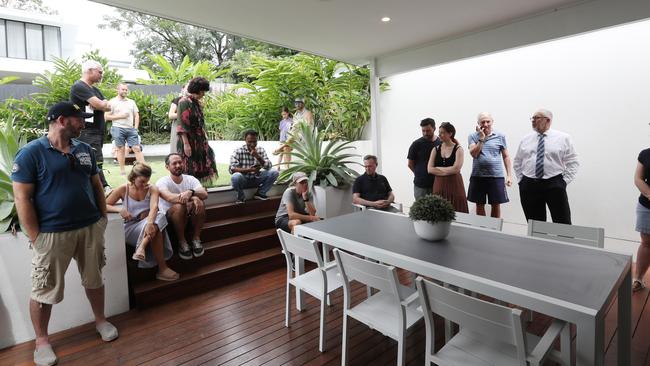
[12,101,118,366]
[467,112,513,218]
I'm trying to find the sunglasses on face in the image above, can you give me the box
[63,152,77,169]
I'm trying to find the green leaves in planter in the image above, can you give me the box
[409,194,456,224]
[277,122,360,190]
[0,118,26,233]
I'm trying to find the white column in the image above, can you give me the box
[368,57,382,172]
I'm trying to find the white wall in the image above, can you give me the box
[379,19,650,243]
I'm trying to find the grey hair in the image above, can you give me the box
[536,108,553,121]
[82,60,102,73]
[476,112,493,122]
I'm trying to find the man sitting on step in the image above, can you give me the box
[275,172,321,233]
[157,153,208,260]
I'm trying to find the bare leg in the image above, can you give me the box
[29,299,52,347]
[283,147,292,171]
[167,204,188,244]
[149,230,174,275]
[116,146,126,174]
[476,204,486,216]
[490,204,501,218]
[190,201,206,241]
[84,286,107,324]
[636,233,650,281]
[132,145,146,164]
[135,234,151,257]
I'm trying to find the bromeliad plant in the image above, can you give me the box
[277,122,360,189]
[409,194,456,224]
[0,118,27,233]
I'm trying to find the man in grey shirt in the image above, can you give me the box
[275,172,320,233]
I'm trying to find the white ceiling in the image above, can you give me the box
[91,0,650,76]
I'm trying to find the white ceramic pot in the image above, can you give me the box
[413,220,451,241]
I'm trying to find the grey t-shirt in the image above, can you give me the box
[276,187,313,220]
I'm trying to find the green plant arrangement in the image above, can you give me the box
[0,118,27,233]
[409,194,456,224]
[277,122,360,189]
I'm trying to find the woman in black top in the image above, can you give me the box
[633,148,650,292]
[427,122,468,213]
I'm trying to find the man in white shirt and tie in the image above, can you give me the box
[513,109,579,224]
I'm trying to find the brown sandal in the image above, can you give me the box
[156,268,179,281]
[132,249,146,262]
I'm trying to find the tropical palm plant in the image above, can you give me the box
[277,122,360,189]
[138,54,226,85]
[0,118,27,233]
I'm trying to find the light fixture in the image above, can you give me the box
[381,16,391,22]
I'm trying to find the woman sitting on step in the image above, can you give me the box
[106,163,179,281]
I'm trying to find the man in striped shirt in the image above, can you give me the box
[467,112,513,218]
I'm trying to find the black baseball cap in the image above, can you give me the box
[47,101,94,121]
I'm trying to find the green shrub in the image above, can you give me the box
[409,195,456,223]
[0,118,27,232]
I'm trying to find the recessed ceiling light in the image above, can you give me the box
[381,17,391,22]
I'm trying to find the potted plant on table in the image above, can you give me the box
[409,194,456,241]
[277,122,360,218]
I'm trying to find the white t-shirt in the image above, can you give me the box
[109,97,139,128]
[156,174,203,213]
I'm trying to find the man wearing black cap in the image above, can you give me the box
[12,102,118,366]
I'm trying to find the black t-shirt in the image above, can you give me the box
[639,149,650,209]
[353,173,392,202]
[70,80,106,131]
[407,136,441,188]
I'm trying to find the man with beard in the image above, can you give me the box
[156,153,208,260]
[12,102,117,366]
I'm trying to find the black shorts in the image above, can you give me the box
[275,216,290,233]
[467,177,509,205]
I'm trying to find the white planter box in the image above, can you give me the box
[0,214,129,349]
[312,185,354,219]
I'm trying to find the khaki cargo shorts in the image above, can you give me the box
[30,216,108,304]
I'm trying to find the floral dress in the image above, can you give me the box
[176,95,218,183]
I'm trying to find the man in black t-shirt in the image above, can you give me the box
[70,60,113,193]
[352,155,398,212]
[407,118,441,199]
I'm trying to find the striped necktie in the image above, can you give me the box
[535,134,545,178]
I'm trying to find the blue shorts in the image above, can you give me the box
[111,126,140,148]
[467,177,509,205]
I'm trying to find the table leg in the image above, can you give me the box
[575,315,604,366]
[296,256,304,311]
[618,269,632,366]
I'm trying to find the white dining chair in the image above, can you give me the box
[277,229,342,352]
[333,248,423,366]
[416,276,571,366]
[454,211,503,231]
[527,219,605,248]
[352,202,404,213]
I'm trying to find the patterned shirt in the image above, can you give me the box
[468,131,507,177]
[229,144,273,177]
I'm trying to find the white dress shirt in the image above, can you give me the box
[513,129,579,184]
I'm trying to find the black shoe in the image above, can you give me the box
[253,193,269,200]
[178,243,192,260]
[191,240,204,257]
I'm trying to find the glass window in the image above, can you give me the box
[0,20,6,57]
[43,26,61,61]
[6,20,25,58]
[26,23,44,60]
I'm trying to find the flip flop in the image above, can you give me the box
[633,279,646,292]
[156,268,179,282]
[132,251,146,262]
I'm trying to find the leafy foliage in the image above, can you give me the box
[0,118,27,232]
[0,76,19,85]
[277,122,360,189]
[0,0,57,14]
[138,54,226,85]
[408,195,456,223]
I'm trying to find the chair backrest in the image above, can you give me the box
[453,211,503,231]
[276,229,324,272]
[415,276,527,362]
[353,202,403,213]
[527,219,605,248]
[333,249,401,299]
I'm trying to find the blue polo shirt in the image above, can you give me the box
[11,136,101,232]
[468,131,507,177]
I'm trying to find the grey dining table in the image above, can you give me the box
[294,210,632,366]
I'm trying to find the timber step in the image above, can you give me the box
[205,196,282,221]
[200,211,277,242]
[133,248,284,308]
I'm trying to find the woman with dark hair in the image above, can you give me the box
[633,147,650,292]
[427,122,469,212]
[106,163,178,281]
[272,106,294,170]
[177,77,218,183]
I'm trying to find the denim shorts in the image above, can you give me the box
[636,202,650,234]
[111,126,140,147]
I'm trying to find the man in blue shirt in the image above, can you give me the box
[467,112,513,218]
[12,101,118,366]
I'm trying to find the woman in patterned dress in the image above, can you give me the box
[176,77,218,183]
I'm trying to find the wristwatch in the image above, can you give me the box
[189,189,195,196]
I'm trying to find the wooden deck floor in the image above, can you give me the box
[1,267,648,366]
